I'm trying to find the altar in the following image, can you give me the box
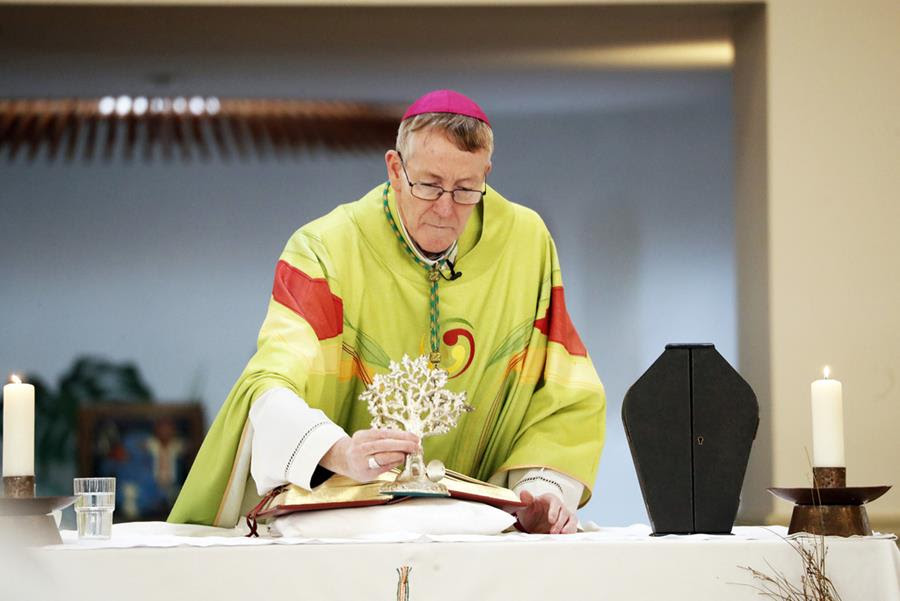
[21,523,900,601]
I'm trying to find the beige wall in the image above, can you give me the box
[759,0,900,531]
[733,0,900,533]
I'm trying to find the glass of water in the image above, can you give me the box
[73,477,116,540]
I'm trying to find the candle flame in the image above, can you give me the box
[10,374,22,385]
[822,366,831,379]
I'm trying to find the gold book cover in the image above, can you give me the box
[253,468,524,521]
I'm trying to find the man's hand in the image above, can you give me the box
[509,490,577,534]
[320,429,421,483]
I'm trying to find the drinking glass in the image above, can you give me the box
[73,477,116,540]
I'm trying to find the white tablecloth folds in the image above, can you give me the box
[19,522,900,601]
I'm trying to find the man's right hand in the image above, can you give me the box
[320,428,421,483]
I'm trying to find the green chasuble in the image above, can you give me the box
[169,183,606,527]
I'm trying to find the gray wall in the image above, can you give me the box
[493,104,736,524]
[1,98,734,527]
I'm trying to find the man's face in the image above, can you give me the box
[385,128,491,254]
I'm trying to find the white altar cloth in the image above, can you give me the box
[16,523,900,601]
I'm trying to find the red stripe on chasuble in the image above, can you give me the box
[533,286,587,357]
[272,260,343,340]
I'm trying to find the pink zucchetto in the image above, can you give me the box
[401,89,491,127]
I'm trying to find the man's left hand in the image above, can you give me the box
[509,490,577,534]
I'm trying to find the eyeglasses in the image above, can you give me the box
[397,152,486,206]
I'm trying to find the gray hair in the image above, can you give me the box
[396,113,494,158]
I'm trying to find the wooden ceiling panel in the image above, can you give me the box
[0,97,403,162]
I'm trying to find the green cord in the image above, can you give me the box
[383,182,446,365]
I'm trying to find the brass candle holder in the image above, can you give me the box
[3,475,36,498]
[768,467,891,537]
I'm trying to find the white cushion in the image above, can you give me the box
[268,498,516,539]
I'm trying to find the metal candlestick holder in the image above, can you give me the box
[3,475,35,498]
[768,467,891,537]
[0,475,75,545]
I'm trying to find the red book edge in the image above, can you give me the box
[253,488,526,521]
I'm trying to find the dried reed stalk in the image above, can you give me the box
[738,531,843,601]
[735,450,844,601]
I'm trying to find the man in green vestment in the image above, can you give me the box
[169,89,606,534]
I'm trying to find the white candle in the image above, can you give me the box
[2,374,35,477]
[810,366,845,467]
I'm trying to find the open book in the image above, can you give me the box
[249,468,525,525]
